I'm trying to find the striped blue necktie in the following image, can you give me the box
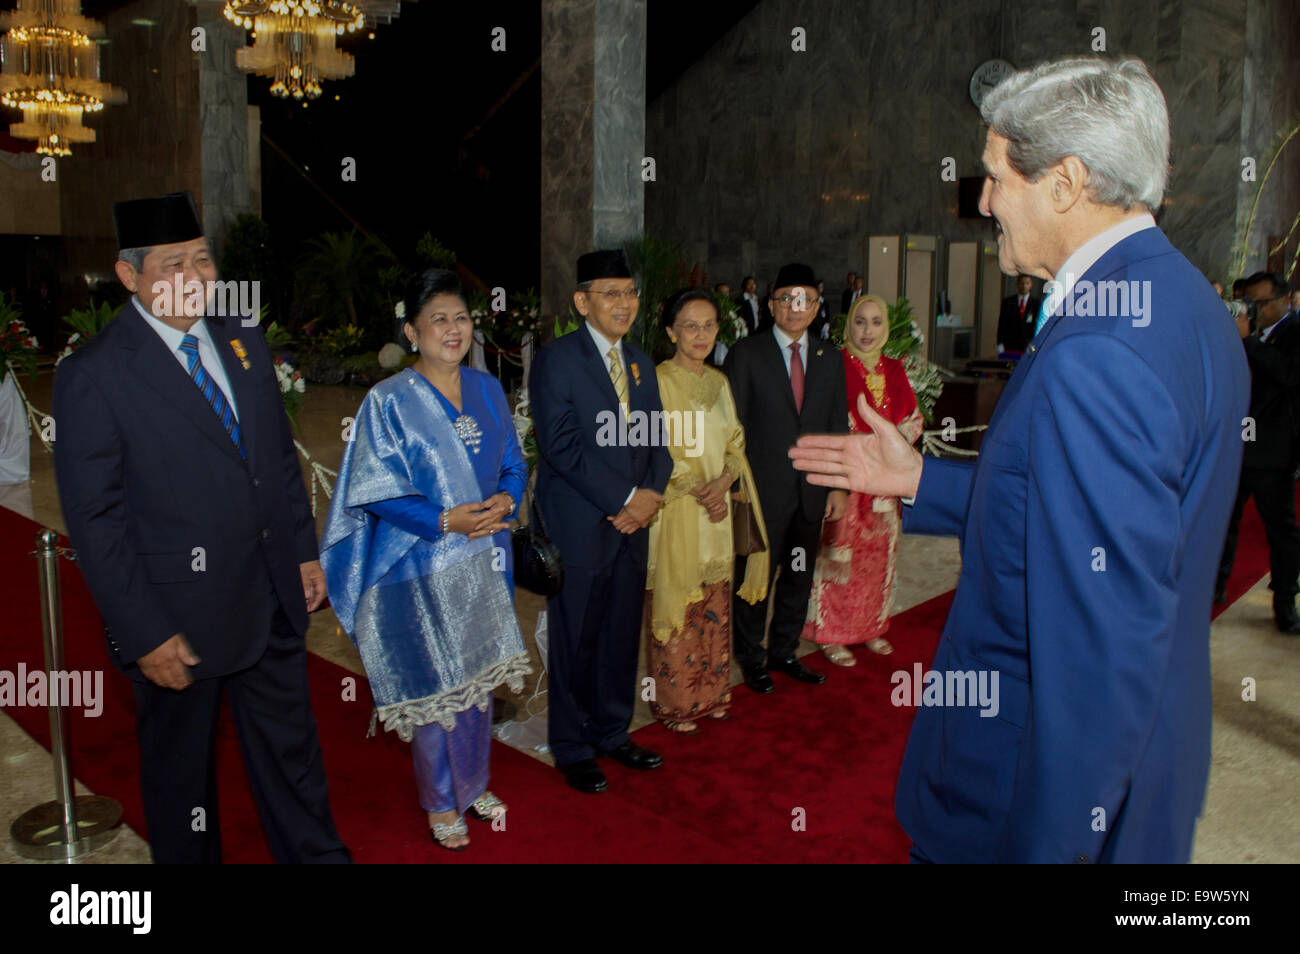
[178,333,245,459]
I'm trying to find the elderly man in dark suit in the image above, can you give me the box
[1216,272,1300,630]
[52,193,349,864]
[530,249,674,793]
[724,263,849,693]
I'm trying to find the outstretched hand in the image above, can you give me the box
[789,393,924,499]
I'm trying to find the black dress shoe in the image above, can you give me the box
[559,759,607,793]
[1274,599,1300,634]
[597,740,663,770]
[742,666,775,694]
[768,657,827,684]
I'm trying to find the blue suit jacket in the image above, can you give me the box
[530,326,673,569]
[896,227,1249,863]
[52,303,318,681]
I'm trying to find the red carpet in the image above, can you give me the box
[0,495,1275,863]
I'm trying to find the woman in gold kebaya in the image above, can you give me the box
[643,288,769,732]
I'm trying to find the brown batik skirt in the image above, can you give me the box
[643,581,733,723]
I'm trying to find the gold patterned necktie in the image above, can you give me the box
[608,346,629,407]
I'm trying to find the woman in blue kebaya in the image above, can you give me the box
[321,268,531,851]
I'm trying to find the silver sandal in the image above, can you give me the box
[468,790,507,822]
[430,816,469,851]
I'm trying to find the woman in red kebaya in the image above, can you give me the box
[802,293,923,664]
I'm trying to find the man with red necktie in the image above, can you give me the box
[723,263,849,694]
[996,273,1042,354]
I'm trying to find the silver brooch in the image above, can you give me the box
[453,413,483,454]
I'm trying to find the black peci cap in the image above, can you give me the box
[577,249,634,284]
[772,263,818,293]
[113,192,203,250]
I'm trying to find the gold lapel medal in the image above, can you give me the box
[230,338,251,370]
[630,362,641,386]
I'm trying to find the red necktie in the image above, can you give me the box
[789,342,805,413]
[1019,297,1026,318]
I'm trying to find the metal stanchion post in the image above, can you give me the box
[10,529,122,860]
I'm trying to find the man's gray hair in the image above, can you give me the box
[117,247,151,271]
[980,56,1169,212]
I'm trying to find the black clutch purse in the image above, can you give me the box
[511,482,565,597]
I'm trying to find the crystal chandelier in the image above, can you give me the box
[0,0,125,157]
[224,1,409,101]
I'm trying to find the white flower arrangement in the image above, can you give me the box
[56,333,82,366]
[275,358,306,393]
[394,301,406,320]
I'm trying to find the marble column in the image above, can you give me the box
[540,0,647,320]
[195,0,252,254]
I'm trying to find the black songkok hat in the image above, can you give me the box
[772,263,818,293]
[577,249,634,284]
[113,192,203,249]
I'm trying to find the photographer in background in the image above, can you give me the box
[1216,272,1300,633]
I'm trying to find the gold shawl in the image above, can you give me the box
[646,361,770,643]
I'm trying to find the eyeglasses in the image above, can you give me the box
[677,322,719,334]
[586,288,641,302]
[772,294,821,305]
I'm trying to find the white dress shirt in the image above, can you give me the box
[586,320,625,378]
[133,296,240,420]
[772,324,810,377]
[1037,212,1157,332]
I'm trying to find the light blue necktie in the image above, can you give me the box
[179,333,245,459]
[1035,283,1061,339]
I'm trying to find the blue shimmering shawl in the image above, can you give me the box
[320,368,529,741]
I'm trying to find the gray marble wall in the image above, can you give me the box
[646,0,1300,298]
[1235,0,1300,280]
[540,0,647,317]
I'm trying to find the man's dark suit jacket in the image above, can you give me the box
[52,303,317,681]
[997,293,1042,353]
[723,329,849,523]
[530,327,673,568]
[840,288,856,315]
[1242,310,1300,468]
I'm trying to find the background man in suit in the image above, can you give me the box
[812,279,832,339]
[996,274,1041,353]
[1216,272,1300,630]
[738,276,761,333]
[530,250,674,793]
[792,57,1249,862]
[52,193,349,863]
[840,271,859,315]
[725,263,848,693]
